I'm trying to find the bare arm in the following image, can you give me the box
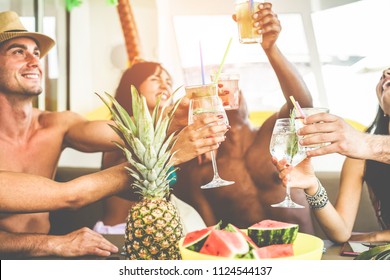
[255,2,312,118]
[366,134,390,163]
[298,113,390,163]
[0,163,132,213]
[273,157,365,243]
[313,158,364,243]
[61,111,121,152]
[0,227,118,258]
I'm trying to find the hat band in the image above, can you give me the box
[5,29,28,32]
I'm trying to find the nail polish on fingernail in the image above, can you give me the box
[253,13,258,19]
[218,115,224,119]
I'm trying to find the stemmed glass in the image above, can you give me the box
[269,118,307,208]
[188,95,235,189]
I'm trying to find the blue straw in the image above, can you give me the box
[199,41,205,85]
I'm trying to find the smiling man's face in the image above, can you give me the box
[0,37,43,96]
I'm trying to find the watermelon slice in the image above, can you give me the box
[248,219,298,247]
[224,223,258,249]
[199,230,249,258]
[251,244,294,259]
[182,222,221,252]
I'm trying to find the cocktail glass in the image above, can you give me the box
[269,118,306,208]
[186,85,234,189]
[210,73,240,110]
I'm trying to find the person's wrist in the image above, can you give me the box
[304,178,319,196]
[305,179,329,210]
[44,235,61,256]
[366,134,385,161]
[263,43,278,54]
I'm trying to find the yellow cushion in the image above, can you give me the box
[248,110,275,127]
[345,119,366,132]
[85,104,112,121]
[248,110,367,132]
[85,106,367,133]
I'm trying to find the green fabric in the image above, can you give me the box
[168,166,177,187]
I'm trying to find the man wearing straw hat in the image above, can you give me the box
[0,11,227,258]
[0,10,130,258]
[174,2,315,233]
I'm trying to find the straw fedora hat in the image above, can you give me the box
[0,11,55,58]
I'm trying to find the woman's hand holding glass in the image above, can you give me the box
[271,157,319,196]
[170,114,228,165]
[189,95,234,189]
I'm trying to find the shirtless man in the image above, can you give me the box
[0,11,227,258]
[174,3,315,233]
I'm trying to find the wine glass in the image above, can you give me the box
[188,95,235,189]
[269,118,307,208]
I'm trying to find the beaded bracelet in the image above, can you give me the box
[305,179,329,209]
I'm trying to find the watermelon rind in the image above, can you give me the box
[224,223,258,249]
[182,222,221,252]
[247,219,299,247]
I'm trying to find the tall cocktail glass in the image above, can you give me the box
[269,118,306,208]
[186,85,234,189]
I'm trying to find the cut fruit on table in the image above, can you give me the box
[181,219,300,259]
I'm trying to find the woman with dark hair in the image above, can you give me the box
[93,60,228,234]
[273,67,390,243]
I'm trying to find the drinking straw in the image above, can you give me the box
[199,41,205,85]
[213,37,233,83]
[249,0,254,11]
[289,96,306,118]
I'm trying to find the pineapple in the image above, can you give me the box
[97,86,183,260]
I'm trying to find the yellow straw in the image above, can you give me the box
[289,96,306,118]
[213,37,233,83]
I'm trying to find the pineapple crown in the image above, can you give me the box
[96,86,182,199]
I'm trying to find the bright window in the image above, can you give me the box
[173,0,389,127]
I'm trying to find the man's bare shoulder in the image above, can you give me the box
[38,110,86,127]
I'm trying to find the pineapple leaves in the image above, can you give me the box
[97,85,182,198]
[131,86,140,123]
[137,92,154,147]
[95,92,136,134]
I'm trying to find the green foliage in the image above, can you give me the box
[96,86,181,199]
[65,0,117,12]
[65,0,82,11]
[355,244,390,260]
